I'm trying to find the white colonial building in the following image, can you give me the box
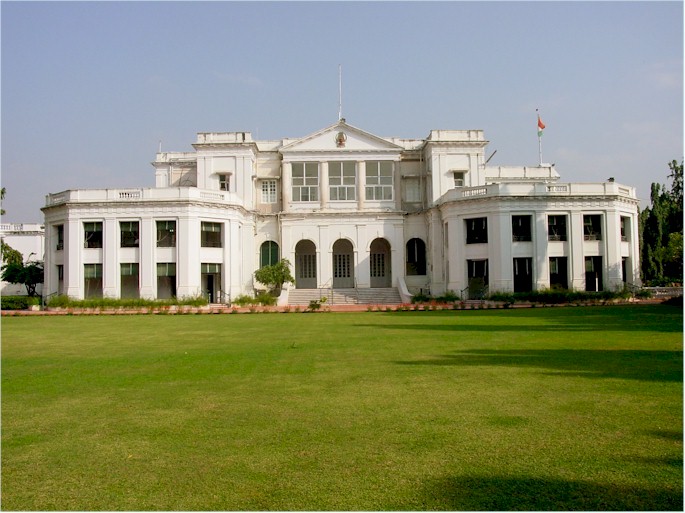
[0,223,45,296]
[41,120,641,304]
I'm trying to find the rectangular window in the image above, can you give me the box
[453,171,466,187]
[156,221,176,248]
[583,215,602,241]
[120,221,139,248]
[513,257,533,293]
[84,263,103,298]
[261,180,277,204]
[365,161,393,200]
[84,222,103,249]
[157,262,177,299]
[329,161,356,201]
[57,265,64,295]
[403,178,421,203]
[292,162,319,202]
[219,174,230,191]
[55,225,64,250]
[466,217,488,244]
[620,216,630,242]
[585,256,603,291]
[201,222,222,248]
[548,215,567,241]
[512,215,532,242]
[120,263,140,299]
[549,257,568,289]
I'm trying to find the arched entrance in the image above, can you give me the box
[332,239,354,288]
[295,240,317,289]
[370,238,391,288]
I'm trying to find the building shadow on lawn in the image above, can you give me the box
[407,475,683,511]
[394,349,683,382]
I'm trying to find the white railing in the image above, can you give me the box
[45,187,240,207]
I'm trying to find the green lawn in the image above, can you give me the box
[2,305,682,511]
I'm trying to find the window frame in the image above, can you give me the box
[120,221,140,248]
[465,217,488,244]
[583,214,603,241]
[292,162,319,202]
[84,222,103,249]
[219,174,230,192]
[201,221,222,248]
[365,161,393,201]
[512,215,532,242]
[156,220,176,248]
[329,161,356,201]
[547,215,568,242]
[261,180,277,204]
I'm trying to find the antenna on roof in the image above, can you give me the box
[338,64,343,122]
[158,140,162,153]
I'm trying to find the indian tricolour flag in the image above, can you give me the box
[537,114,546,137]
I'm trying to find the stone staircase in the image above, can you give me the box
[287,287,402,306]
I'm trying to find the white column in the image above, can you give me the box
[534,211,549,290]
[177,217,201,298]
[282,162,292,212]
[393,161,401,210]
[490,212,512,292]
[139,217,156,299]
[569,212,585,290]
[357,161,366,211]
[65,219,82,299]
[320,161,329,210]
[604,210,622,289]
[103,218,118,298]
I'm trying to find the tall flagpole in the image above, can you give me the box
[338,64,343,121]
[536,109,545,166]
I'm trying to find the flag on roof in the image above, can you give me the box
[537,114,546,137]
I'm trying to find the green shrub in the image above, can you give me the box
[46,295,208,309]
[411,292,430,304]
[1,296,39,310]
[232,294,258,307]
[255,291,277,306]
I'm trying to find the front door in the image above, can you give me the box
[370,238,391,288]
[295,240,317,289]
[333,239,354,288]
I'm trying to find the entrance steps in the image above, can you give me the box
[287,287,402,306]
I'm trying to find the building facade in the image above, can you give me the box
[0,223,45,296]
[41,120,641,302]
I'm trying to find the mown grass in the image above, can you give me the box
[1,305,682,510]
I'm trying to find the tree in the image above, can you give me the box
[640,160,684,285]
[254,258,295,294]
[1,260,44,297]
[1,241,23,266]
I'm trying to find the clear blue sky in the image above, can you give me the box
[1,1,682,223]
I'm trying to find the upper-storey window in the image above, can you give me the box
[466,217,488,244]
[55,224,64,250]
[329,161,356,201]
[365,161,393,200]
[548,215,567,241]
[583,214,602,241]
[292,163,319,202]
[201,222,222,248]
[261,180,277,204]
[620,216,630,242]
[120,221,139,248]
[219,174,230,191]
[84,222,103,249]
[453,171,466,187]
[156,220,176,247]
[512,215,532,242]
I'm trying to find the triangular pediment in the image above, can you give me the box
[280,120,403,153]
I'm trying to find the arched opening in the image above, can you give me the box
[260,241,279,268]
[370,238,391,288]
[406,238,426,275]
[332,239,354,288]
[295,240,317,289]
